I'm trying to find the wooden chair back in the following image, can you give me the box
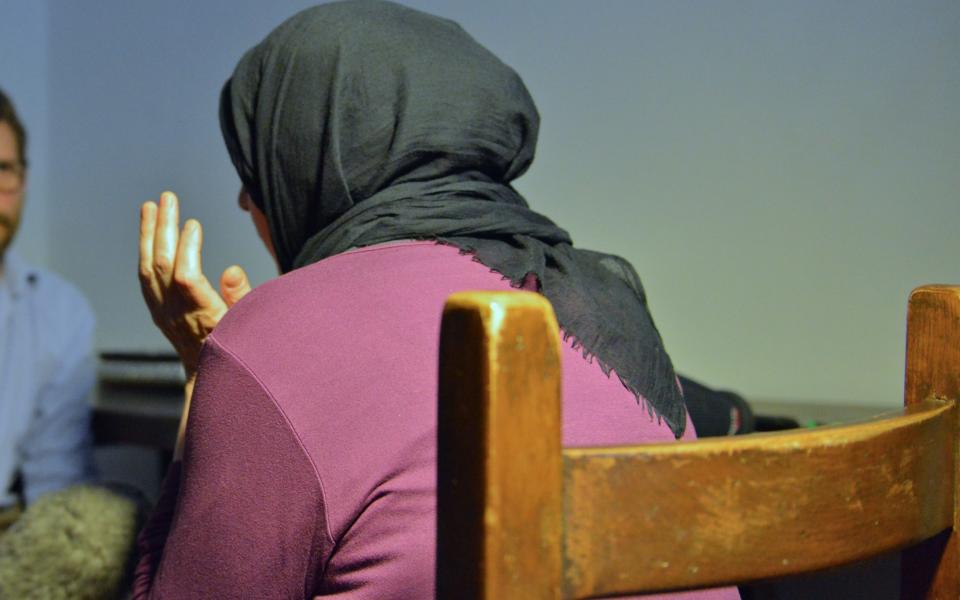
[436,286,960,599]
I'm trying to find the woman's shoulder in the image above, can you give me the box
[208,240,499,360]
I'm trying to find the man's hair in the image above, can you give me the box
[0,88,27,165]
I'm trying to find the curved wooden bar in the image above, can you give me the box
[562,398,957,597]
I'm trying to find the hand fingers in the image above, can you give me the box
[173,219,222,308]
[138,201,163,304]
[220,265,252,307]
[153,191,180,288]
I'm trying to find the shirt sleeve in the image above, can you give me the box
[133,336,332,600]
[18,300,96,504]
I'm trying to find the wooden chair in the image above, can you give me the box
[436,286,960,599]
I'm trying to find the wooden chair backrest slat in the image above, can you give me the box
[436,285,960,599]
[437,291,564,599]
[902,285,960,599]
[562,398,955,597]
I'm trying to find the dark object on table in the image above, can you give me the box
[93,352,184,451]
[753,414,803,432]
[99,351,185,388]
[678,375,755,436]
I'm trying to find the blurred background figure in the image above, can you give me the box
[0,87,96,531]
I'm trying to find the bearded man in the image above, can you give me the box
[0,87,95,530]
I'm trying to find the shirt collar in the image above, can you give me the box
[0,251,38,299]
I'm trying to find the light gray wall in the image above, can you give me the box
[0,0,50,266]
[5,1,960,407]
[44,0,314,356]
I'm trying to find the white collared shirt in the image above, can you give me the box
[0,251,96,506]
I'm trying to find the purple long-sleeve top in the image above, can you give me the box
[133,241,739,599]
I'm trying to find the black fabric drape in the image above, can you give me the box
[218,0,687,437]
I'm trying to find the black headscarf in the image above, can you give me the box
[219,0,687,437]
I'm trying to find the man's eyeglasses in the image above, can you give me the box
[0,160,25,193]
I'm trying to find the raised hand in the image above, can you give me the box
[138,191,251,379]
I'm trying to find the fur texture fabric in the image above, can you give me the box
[0,484,146,600]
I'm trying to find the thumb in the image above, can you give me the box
[220,265,252,307]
